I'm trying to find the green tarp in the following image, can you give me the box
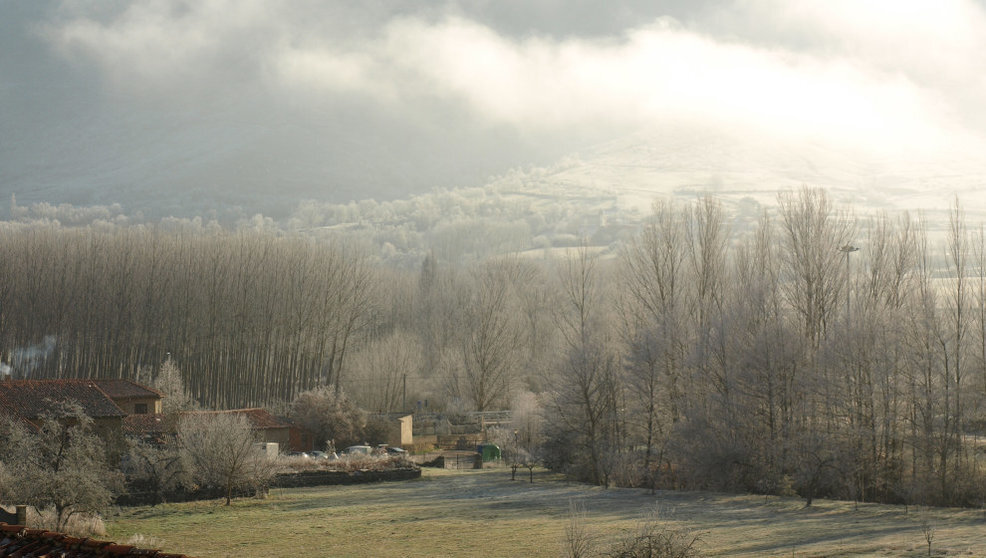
[477,443,501,462]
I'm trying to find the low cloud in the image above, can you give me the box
[39,0,986,169]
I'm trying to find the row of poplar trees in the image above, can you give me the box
[3,187,986,506]
[0,224,372,408]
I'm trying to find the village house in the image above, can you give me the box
[0,379,129,443]
[124,408,313,453]
[0,378,168,455]
[0,378,312,453]
[122,412,179,444]
[90,379,163,415]
[182,408,307,450]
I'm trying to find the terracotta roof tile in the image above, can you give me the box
[0,380,126,420]
[182,408,290,430]
[126,409,296,439]
[91,379,164,400]
[0,524,195,557]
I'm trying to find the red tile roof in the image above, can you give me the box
[0,380,126,420]
[0,523,194,557]
[91,379,164,400]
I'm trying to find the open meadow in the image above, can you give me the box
[105,467,986,557]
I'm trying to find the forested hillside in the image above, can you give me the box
[3,187,985,506]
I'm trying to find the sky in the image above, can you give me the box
[2,0,986,216]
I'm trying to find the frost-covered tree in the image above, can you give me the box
[289,387,366,450]
[0,402,123,531]
[178,413,274,506]
[154,356,198,414]
[512,391,545,483]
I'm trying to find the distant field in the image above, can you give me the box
[106,468,986,557]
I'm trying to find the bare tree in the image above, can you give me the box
[318,245,376,396]
[550,245,622,486]
[622,201,690,411]
[776,187,854,488]
[944,199,970,489]
[836,212,916,503]
[777,187,854,349]
[346,329,423,413]
[685,197,729,403]
[904,220,948,504]
[511,391,545,483]
[973,224,986,396]
[620,202,689,488]
[728,211,800,487]
[121,436,188,505]
[178,413,274,505]
[451,260,525,411]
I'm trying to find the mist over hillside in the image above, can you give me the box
[6,112,984,235]
[9,124,986,270]
[5,1,986,226]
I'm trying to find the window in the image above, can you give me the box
[134,403,148,414]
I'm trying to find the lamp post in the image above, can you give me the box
[839,244,859,326]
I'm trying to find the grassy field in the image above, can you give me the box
[106,467,986,557]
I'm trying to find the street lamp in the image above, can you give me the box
[839,244,859,325]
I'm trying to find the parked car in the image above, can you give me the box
[342,445,373,456]
[309,450,329,459]
[375,443,406,456]
[286,451,310,459]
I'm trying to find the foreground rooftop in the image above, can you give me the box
[0,523,193,557]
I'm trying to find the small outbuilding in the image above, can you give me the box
[371,413,414,448]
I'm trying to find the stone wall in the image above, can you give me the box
[271,467,420,488]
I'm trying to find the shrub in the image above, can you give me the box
[362,415,393,446]
[179,413,275,505]
[27,507,106,538]
[607,506,703,558]
[289,388,366,449]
